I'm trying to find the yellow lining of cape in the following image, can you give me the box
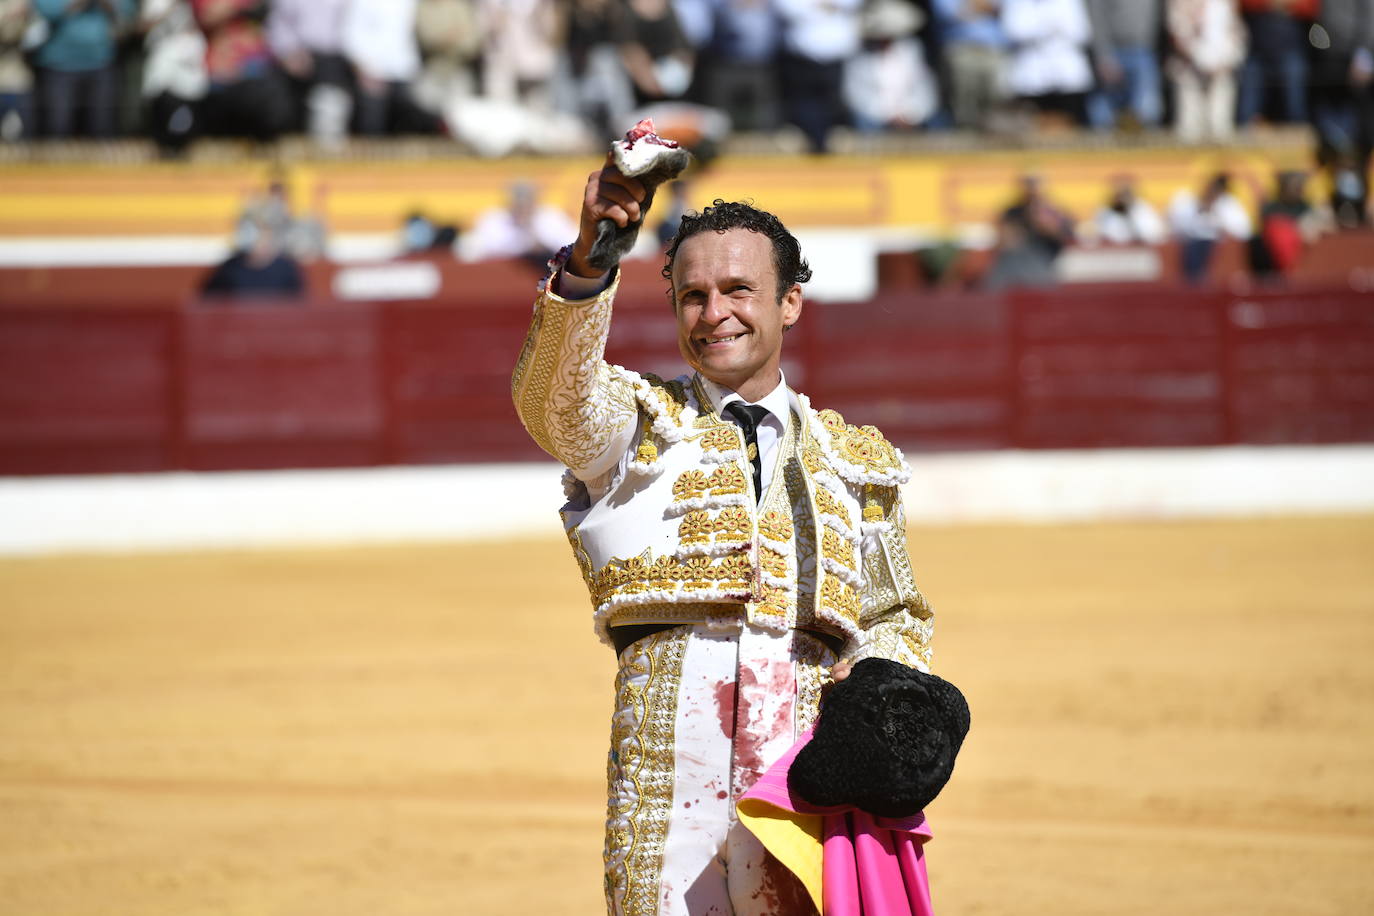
[735,798,825,913]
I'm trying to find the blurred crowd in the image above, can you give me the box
[0,0,1369,162]
[199,158,1354,303]
[979,162,1351,292]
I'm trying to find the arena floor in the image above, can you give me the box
[2,515,1372,915]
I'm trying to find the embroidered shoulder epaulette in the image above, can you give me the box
[622,371,693,475]
[812,407,910,488]
[632,372,691,442]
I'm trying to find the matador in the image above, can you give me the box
[512,156,937,916]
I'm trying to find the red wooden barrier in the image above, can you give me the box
[1,281,1372,476]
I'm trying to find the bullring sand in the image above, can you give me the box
[2,516,1372,914]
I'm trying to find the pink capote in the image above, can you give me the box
[737,728,935,916]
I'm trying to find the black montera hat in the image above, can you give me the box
[789,658,970,819]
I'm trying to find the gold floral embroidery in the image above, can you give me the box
[821,576,861,623]
[672,469,710,503]
[754,583,789,620]
[707,463,747,496]
[822,528,856,571]
[800,446,828,477]
[836,423,903,477]
[813,487,852,527]
[817,408,847,434]
[679,556,716,590]
[678,510,713,545]
[594,552,753,604]
[758,510,794,544]
[700,425,741,453]
[760,546,789,579]
[717,553,752,581]
[715,505,752,542]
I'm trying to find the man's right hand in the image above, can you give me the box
[566,154,649,279]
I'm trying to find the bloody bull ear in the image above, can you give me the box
[789,658,970,819]
[587,119,693,272]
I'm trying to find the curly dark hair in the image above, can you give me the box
[661,199,812,304]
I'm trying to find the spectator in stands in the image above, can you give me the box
[775,0,863,151]
[1001,0,1094,127]
[844,0,939,132]
[464,181,577,264]
[203,218,304,300]
[1093,174,1166,244]
[267,0,351,147]
[670,0,713,55]
[1237,0,1318,126]
[0,0,35,140]
[236,177,327,263]
[1249,169,1332,277]
[702,0,782,132]
[1167,171,1252,283]
[1328,151,1371,228]
[192,0,292,141]
[984,172,1076,289]
[1085,0,1163,130]
[343,0,428,135]
[401,210,459,255]
[932,0,1008,130]
[139,0,207,154]
[556,0,636,136]
[480,0,559,111]
[618,0,696,108]
[1166,0,1247,144]
[33,0,135,138]
[1308,0,1374,227]
[412,0,482,127]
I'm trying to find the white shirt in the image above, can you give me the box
[1094,199,1167,245]
[1001,0,1094,96]
[466,205,578,260]
[341,0,419,81]
[718,374,791,501]
[775,0,864,62]
[1167,190,1252,241]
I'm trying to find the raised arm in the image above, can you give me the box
[510,159,652,481]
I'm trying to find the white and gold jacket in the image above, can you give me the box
[512,271,934,670]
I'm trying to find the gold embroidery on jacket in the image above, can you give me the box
[700,425,742,453]
[820,576,861,624]
[822,528,857,572]
[714,505,752,544]
[708,464,748,496]
[604,629,686,914]
[758,510,794,544]
[671,470,710,503]
[678,510,713,545]
[593,552,753,605]
[511,284,638,471]
[759,546,789,580]
[813,486,852,527]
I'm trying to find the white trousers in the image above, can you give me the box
[604,623,837,916]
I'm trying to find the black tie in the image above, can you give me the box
[725,401,769,503]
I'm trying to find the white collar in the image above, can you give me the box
[714,372,791,429]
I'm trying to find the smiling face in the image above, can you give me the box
[671,228,804,403]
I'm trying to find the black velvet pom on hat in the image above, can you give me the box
[789,658,970,818]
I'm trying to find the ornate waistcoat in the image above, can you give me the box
[561,369,929,649]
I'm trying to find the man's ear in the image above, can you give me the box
[781,283,803,330]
